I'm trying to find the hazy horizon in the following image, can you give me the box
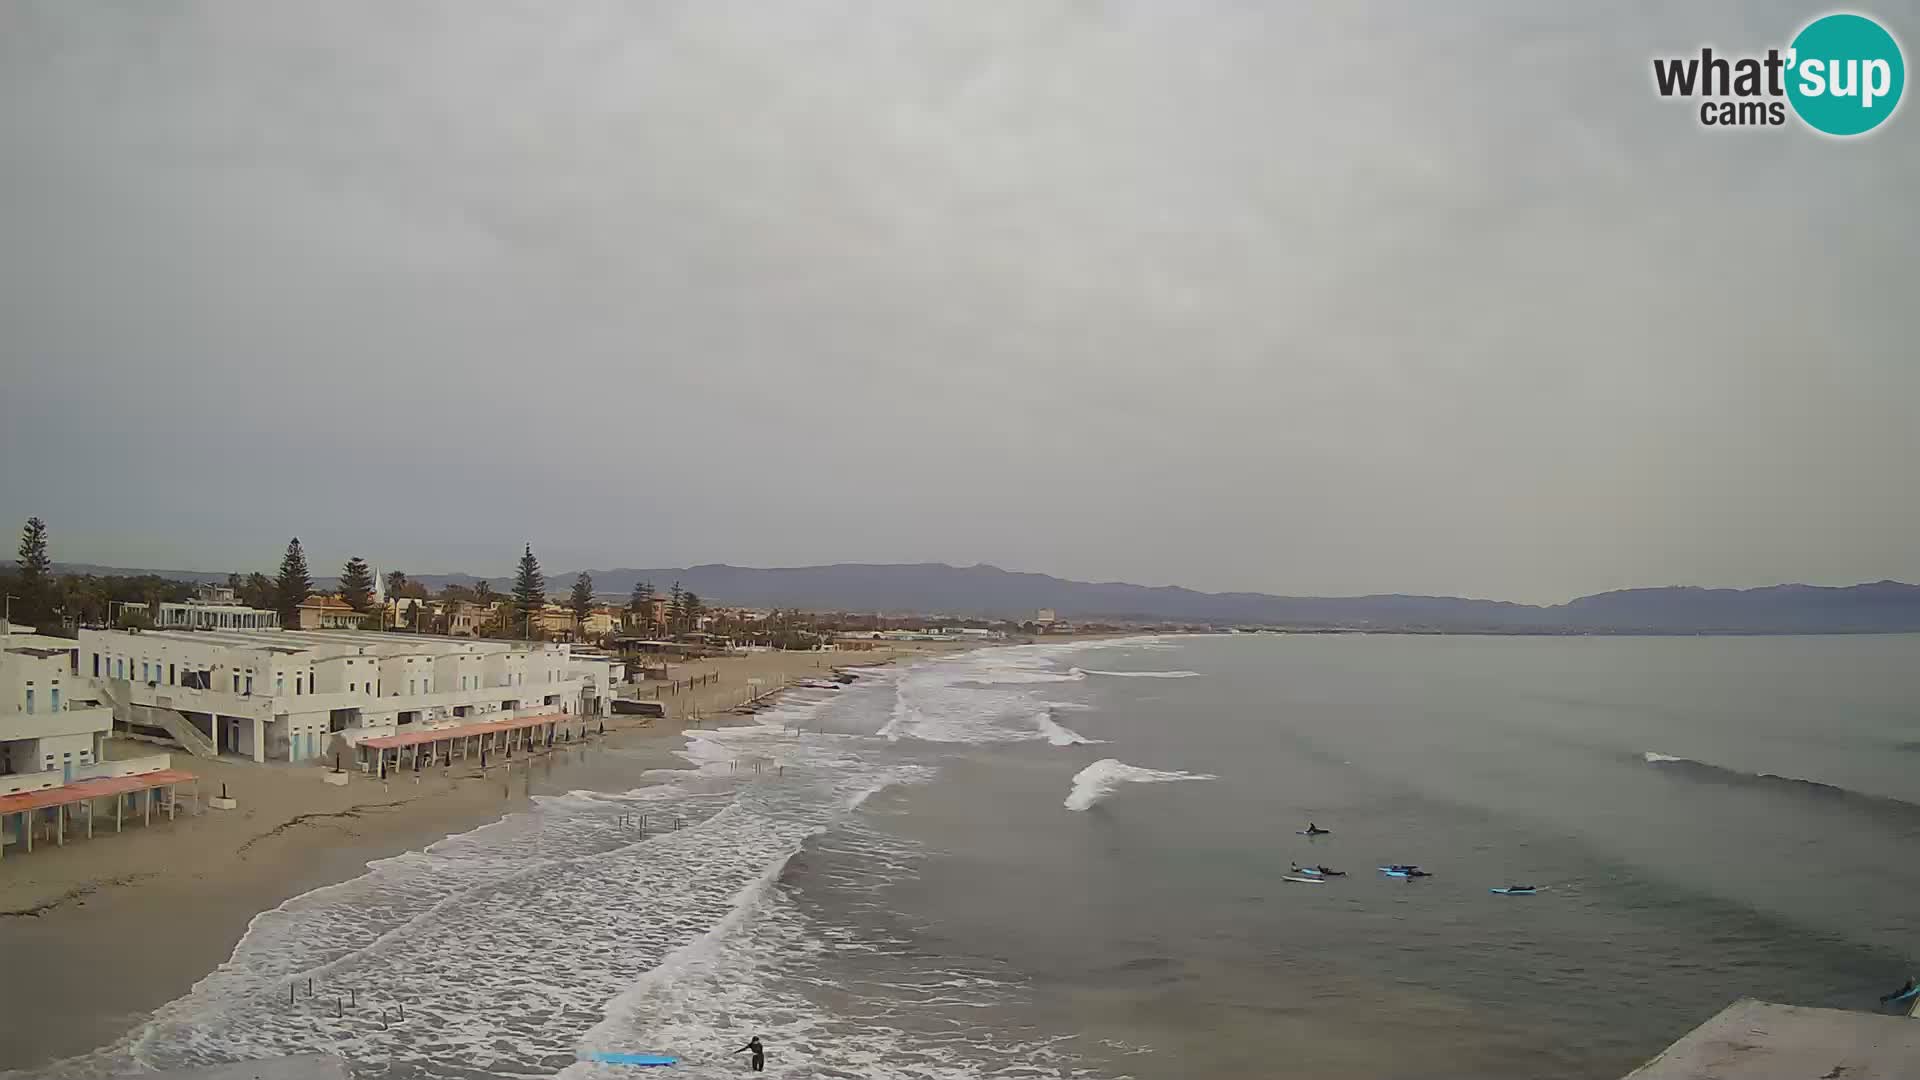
[37,552,1920,607]
[4,3,1915,605]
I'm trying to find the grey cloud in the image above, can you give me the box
[2,1,1915,602]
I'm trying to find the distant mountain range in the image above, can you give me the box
[50,561,1920,634]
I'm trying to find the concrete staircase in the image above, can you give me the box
[139,704,218,758]
[101,679,219,758]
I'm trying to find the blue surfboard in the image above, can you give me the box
[583,1051,679,1067]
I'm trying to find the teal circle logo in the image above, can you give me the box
[1787,13,1905,135]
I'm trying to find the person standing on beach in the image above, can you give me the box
[734,1035,765,1071]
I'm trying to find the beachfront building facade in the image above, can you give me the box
[1,634,114,788]
[77,627,609,764]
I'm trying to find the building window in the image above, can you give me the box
[92,653,100,677]
[25,688,34,715]
[233,673,241,693]
[50,688,61,711]
[245,675,253,694]
[277,674,285,695]
[169,663,176,685]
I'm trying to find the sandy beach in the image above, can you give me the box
[0,642,960,1074]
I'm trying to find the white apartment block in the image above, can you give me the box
[2,633,114,787]
[78,627,616,764]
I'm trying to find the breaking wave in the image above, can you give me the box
[1642,751,1920,826]
[1035,709,1102,747]
[1074,669,1202,679]
[1065,759,1216,811]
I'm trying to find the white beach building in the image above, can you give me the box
[77,627,613,764]
[1,632,115,786]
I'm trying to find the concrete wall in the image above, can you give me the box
[1,647,77,721]
[6,732,97,777]
[80,631,280,699]
[376,653,436,697]
[79,753,170,779]
[0,768,61,795]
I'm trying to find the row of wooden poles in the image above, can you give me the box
[649,672,721,699]
[288,979,408,1030]
[615,811,687,834]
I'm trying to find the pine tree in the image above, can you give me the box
[570,572,595,628]
[512,544,545,635]
[340,557,376,613]
[14,517,53,625]
[682,590,704,631]
[666,581,685,634]
[628,580,654,632]
[275,538,313,626]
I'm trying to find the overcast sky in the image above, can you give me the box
[2,2,1915,603]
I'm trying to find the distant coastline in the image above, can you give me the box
[49,561,1920,636]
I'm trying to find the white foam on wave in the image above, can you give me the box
[1065,758,1216,811]
[1644,751,1688,763]
[878,645,1105,744]
[1035,709,1103,747]
[558,817,1083,1080]
[1075,668,1202,679]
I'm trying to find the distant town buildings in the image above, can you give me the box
[294,595,366,630]
[116,584,282,631]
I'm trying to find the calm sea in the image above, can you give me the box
[37,634,1920,1080]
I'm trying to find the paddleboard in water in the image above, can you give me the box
[1883,982,1919,1004]
[583,1051,680,1067]
[1489,887,1538,895]
[1283,875,1326,884]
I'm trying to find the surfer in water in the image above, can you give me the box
[1303,822,1328,835]
[735,1035,765,1072]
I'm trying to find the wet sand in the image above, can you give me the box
[0,643,959,1073]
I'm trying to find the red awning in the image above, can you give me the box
[0,769,199,816]
[360,712,571,751]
